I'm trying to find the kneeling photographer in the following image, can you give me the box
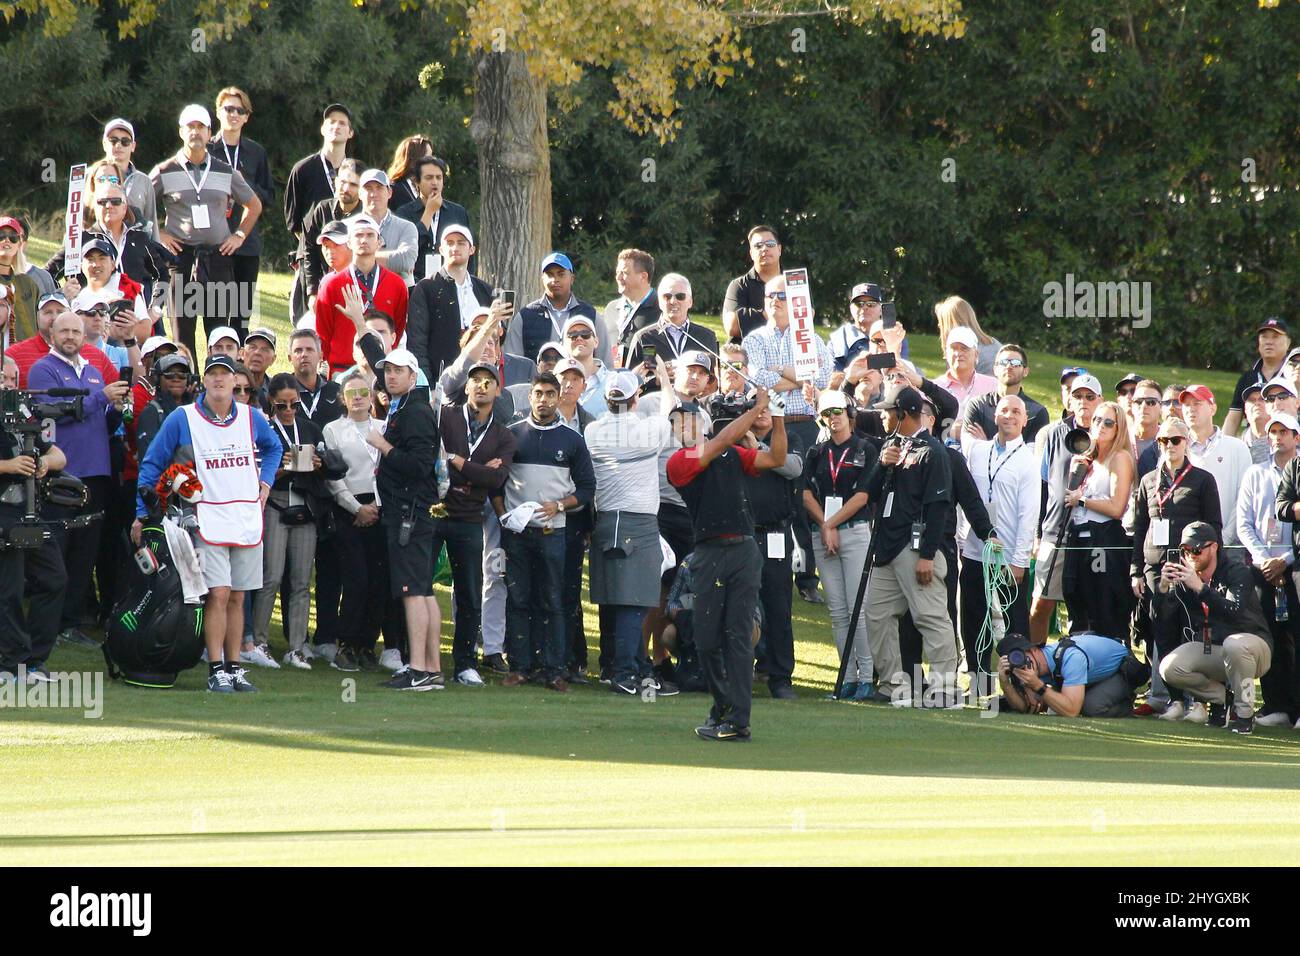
[0,382,71,683]
[1154,521,1272,734]
[997,631,1146,717]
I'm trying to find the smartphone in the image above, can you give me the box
[1165,549,1182,567]
[643,345,657,362]
[498,289,516,309]
[881,302,897,329]
[867,352,897,371]
[118,365,133,386]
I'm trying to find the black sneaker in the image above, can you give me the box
[1208,702,1228,728]
[408,671,445,692]
[57,628,99,649]
[599,668,613,685]
[611,676,639,695]
[332,648,361,673]
[654,659,678,684]
[384,670,414,690]
[230,668,258,693]
[358,648,381,672]
[770,683,798,700]
[695,720,751,742]
[646,675,679,697]
[1227,712,1254,735]
[480,653,509,674]
[797,586,824,605]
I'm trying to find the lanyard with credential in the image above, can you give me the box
[986,442,1022,501]
[301,386,322,420]
[222,141,240,172]
[465,404,492,458]
[186,158,212,200]
[274,416,300,449]
[320,154,336,188]
[1157,461,1192,516]
[827,443,852,494]
[351,266,377,309]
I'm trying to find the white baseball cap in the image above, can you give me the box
[676,350,713,372]
[140,336,174,359]
[1263,377,1298,398]
[1070,374,1103,397]
[1266,412,1300,434]
[207,326,240,348]
[605,370,641,401]
[178,104,212,128]
[946,326,978,350]
[359,168,391,188]
[375,347,419,372]
[346,214,381,236]
[536,341,564,362]
[103,118,135,140]
[440,223,474,246]
[554,358,587,379]
[817,390,851,416]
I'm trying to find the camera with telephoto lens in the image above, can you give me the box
[704,392,758,436]
[0,386,91,550]
[0,387,85,434]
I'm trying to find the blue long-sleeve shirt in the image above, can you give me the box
[136,393,281,517]
[28,353,118,479]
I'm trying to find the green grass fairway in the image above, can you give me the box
[10,236,1290,865]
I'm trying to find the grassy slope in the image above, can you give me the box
[6,238,1286,867]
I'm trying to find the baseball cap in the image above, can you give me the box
[946,327,978,350]
[466,361,500,384]
[37,292,68,310]
[81,237,117,259]
[440,223,474,246]
[1242,380,1265,400]
[1115,372,1142,391]
[322,103,353,123]
[995,633,1033,658]
[178,104,212,128]
[1070,374,1103,397]
[317,220,349,245]
[1258,316,1290,336]
[207,325,240,348]
[1156,417,1191,439]
[140,336,175,359]
[1285,347,1300,366]
[1266,411,1300,434]
[359,168,390,188]
[849,282,881,303]
[536,341,564,363]
[103,118,135,140]
[873,384,925,415]
[375,348,419,372]
[677,350,713,372]
[0,216,24,238]
[246,328,277,348]
[1059,365,1087,383]
[467,304,493,324]
[71,287,114,311]
[605,370,641,402]
[346,214,380,237]
[1263,377,1298,398]
[561,315,596,338]
[541,252,574,274]
[1181,521,1220,550]
[155,353,191,375]
[1178,384,1214,404]
[817,391,849,416]
[204,355,237,374]
[554,358,587,379]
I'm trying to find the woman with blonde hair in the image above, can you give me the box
[386,135,435,210]
[1061,399,1136,638]
[934,295,1002,375]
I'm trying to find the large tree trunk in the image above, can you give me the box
[470,51,551,304]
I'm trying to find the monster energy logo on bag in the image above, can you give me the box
[120,612,138,632]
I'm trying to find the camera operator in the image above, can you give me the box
[862,384,958,706]
[29,312,130,647]
[1155,522,1272,734]
[667,387,787,741]
[0,388,67,684]
[996,632,1138,717]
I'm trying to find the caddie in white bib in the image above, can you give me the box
[185,402,263,547]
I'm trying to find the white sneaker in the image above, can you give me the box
[1183,702,1209,724]
[1158,701,1186,721]
[379,648,403,671]
[455,668,485,687]
[311,643,337,664]
[282,650,312,670]
[1256,711,1292,728]
[240,645,281,669]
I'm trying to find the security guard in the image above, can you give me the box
[863,384,958,705]
[743,397,803,699]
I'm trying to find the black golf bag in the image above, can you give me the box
[103,514,205,688]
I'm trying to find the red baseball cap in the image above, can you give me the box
[0,216,25,238]
[1179,384,1215,404]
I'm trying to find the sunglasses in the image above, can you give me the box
[344,388,371,398]
[76,306,110,316]
[96,197,125,207]
[820,408,846,418]
[851,299,879,308]
[272,401,296,411]
[662,292,688,301]
[1132,397,1160,407]
[0,232,21,244]
[751,239,778,250]
[222,105,249,116]
[161,370,190,380]
[566,331,594,340]
[1093,417,1118,428]
[766,291,787,302]
[232,386,254,395]
[1157,436,1185,445]
[106,135,133,147]
[1180,544,1209,557]
[995,358,1025,368]
[1159,399,1180,407]
[1265,392,1290,402]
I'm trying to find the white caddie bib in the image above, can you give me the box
[185,402,263,547]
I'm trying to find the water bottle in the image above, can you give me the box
[434,451,450,501]
[1275,586,1289,623]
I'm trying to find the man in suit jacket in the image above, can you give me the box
[406,224,498,383]
[601,248,660,368]
[505,252,598,364]
[625,272,718,392]
[394,156,475,280]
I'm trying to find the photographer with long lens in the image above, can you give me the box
[0,381,68,683]
[995,631,1141,718]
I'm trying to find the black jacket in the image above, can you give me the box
[607,295,662,362]
[1131,462,1222,575]
[1275,456,1300,559]
[284,151,338,247]
[394,198,475,279]
[45,226,175,310]
[626,320,719,389]
[376,387,439,519]
[207,135,274,257]
[438,402,517,522]
[406,269,495,382]
[945,445,993,542]
[1154,553,1271,648]
[849,377,958,443]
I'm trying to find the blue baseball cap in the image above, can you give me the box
[541,252,574,274]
